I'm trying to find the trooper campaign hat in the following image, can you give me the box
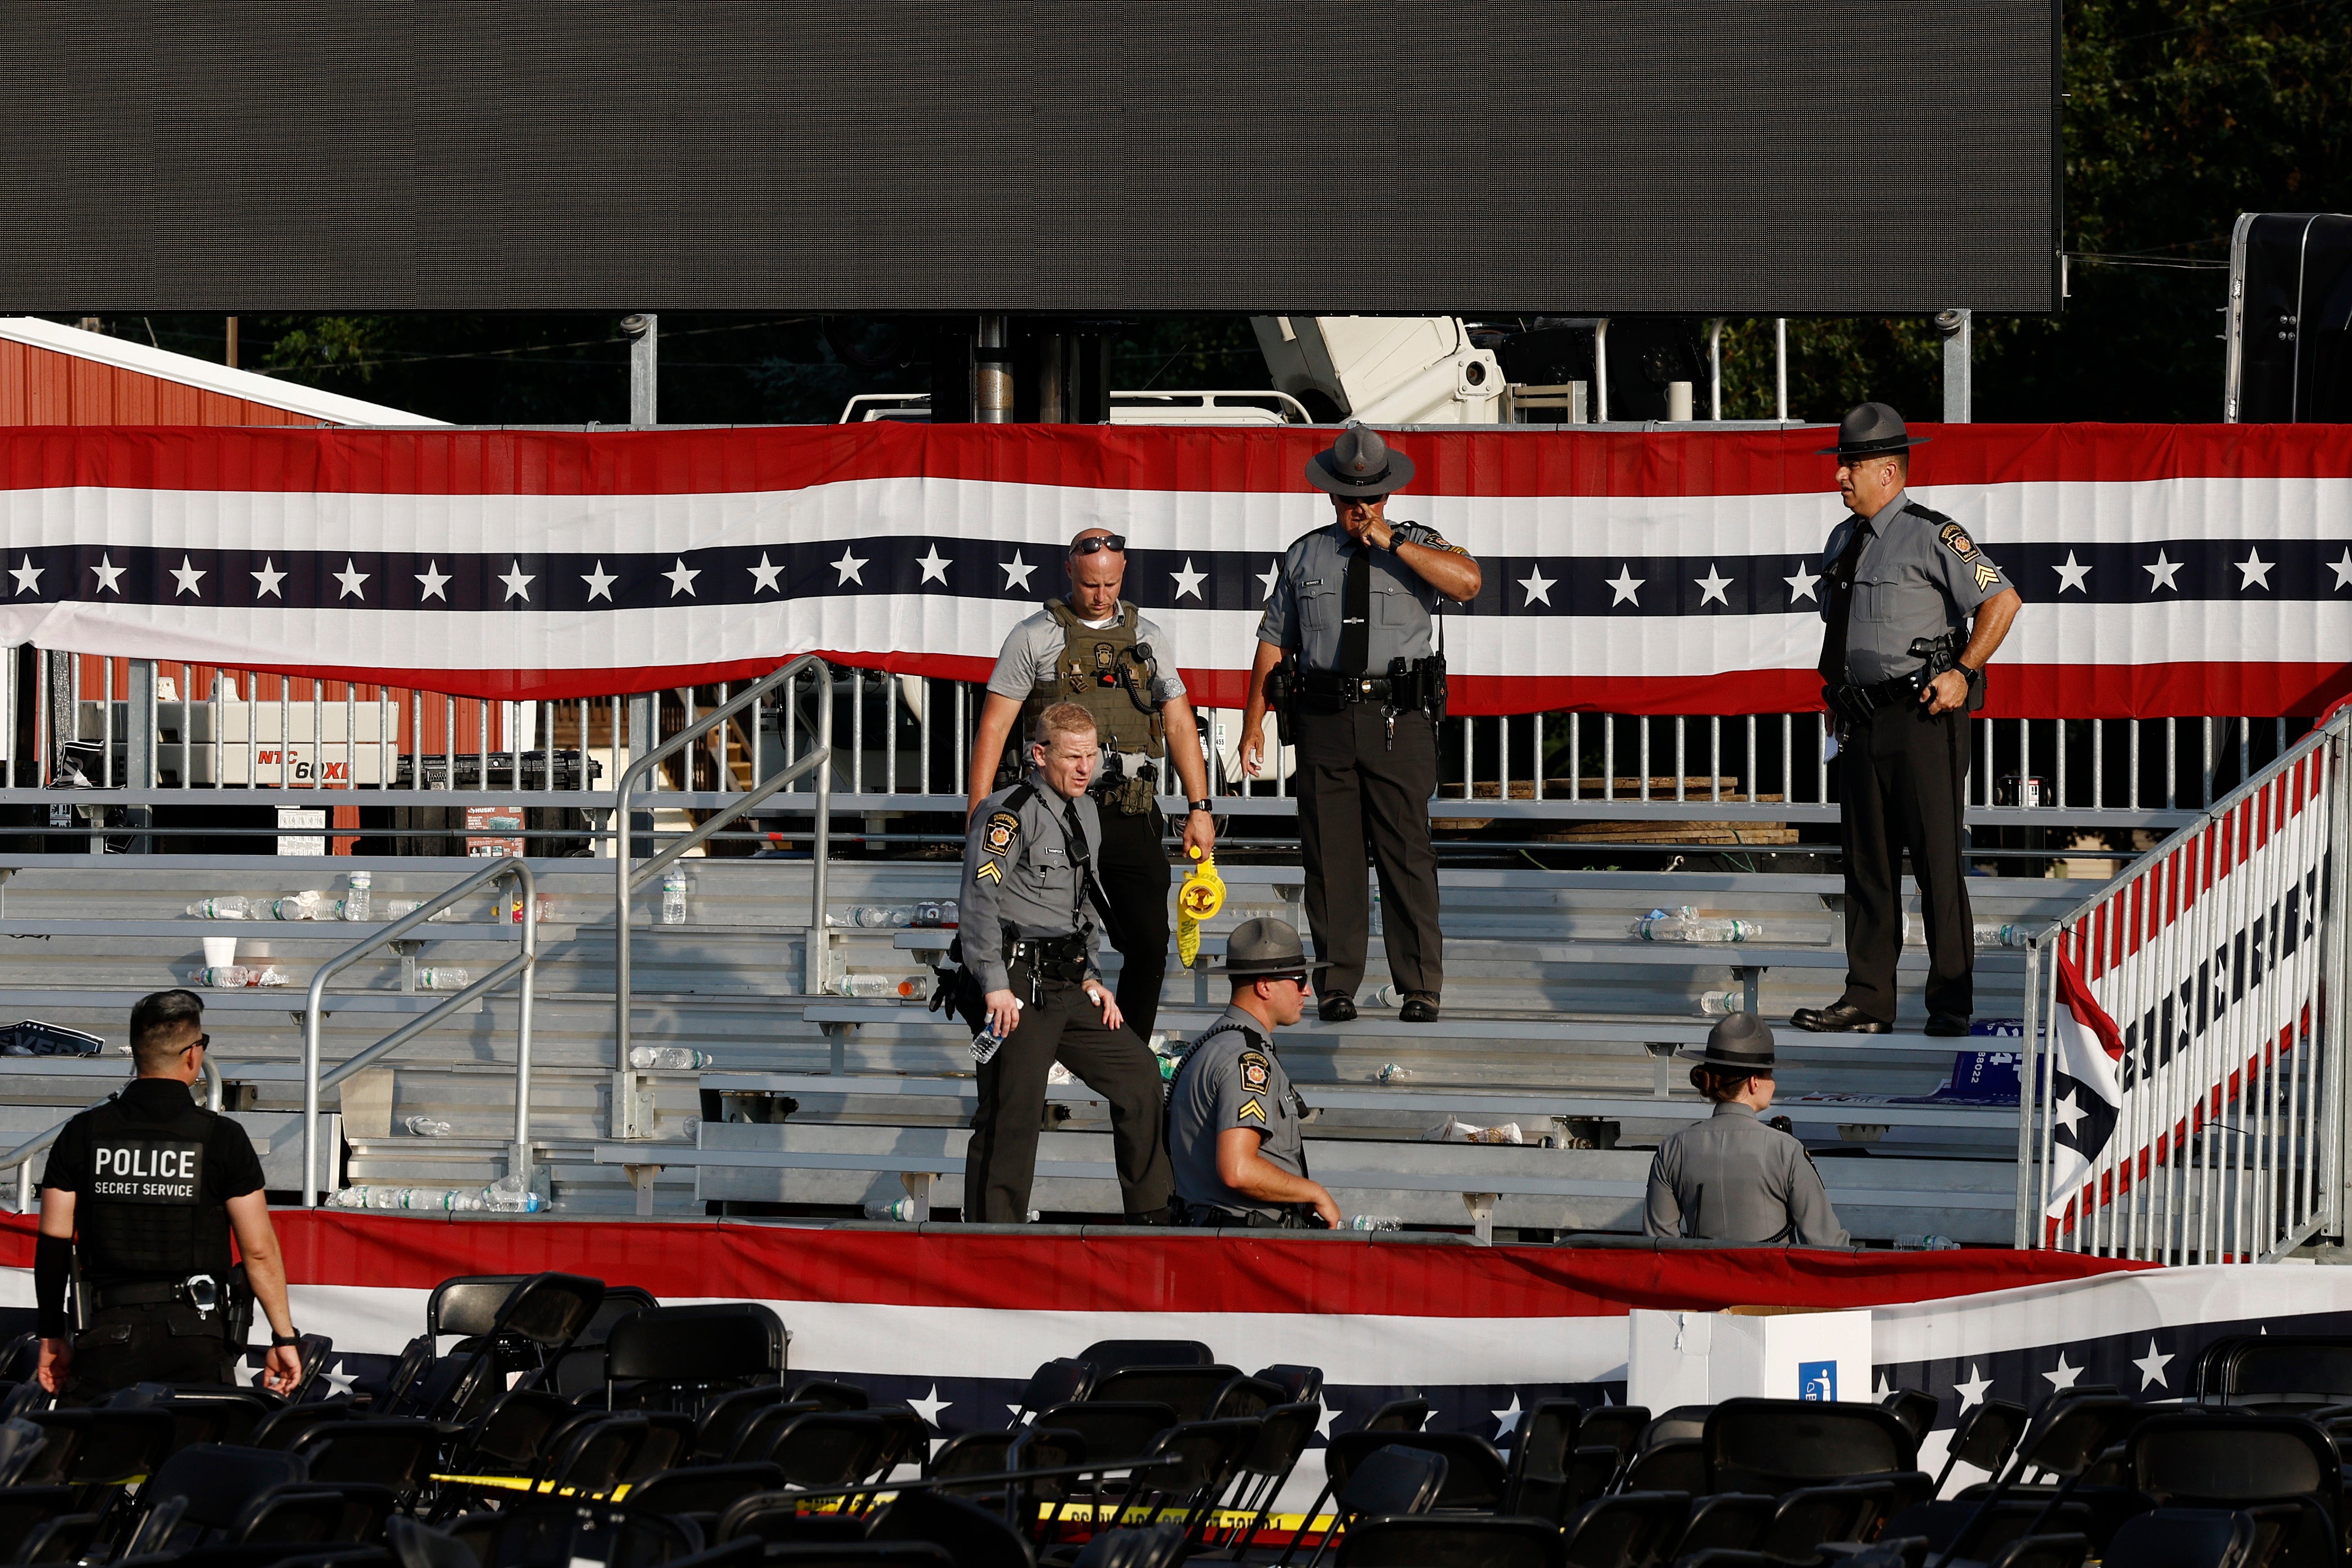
[1219,917,1330,979]
[1675,1011,1778,1075]
[1306,422,1416,498]
[1817,401,1932,459]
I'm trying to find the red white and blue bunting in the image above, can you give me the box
[0,422,2344,716]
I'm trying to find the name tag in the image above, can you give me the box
[89,1139,204,1203]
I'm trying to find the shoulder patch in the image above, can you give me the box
[1401,522,1467,556]
[974,860,1002,884]
[1938,521,1979,560]
[1236,1096,1266,1123]
[1973,561,2002,591]
[1237,1051,1272,1091]
[983,810,1020,856]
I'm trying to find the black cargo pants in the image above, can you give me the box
[1837,700,1974,1024]
[1092,803,1171,1041]
[1292,702,1444,1001]
[963,958,1173,1224]
[67,1301,232,1402]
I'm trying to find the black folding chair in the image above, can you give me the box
[403,1272,607,1423]
[1669,1494,1778,1559]
[1012,1358,1096,1424]
[1091,1365,1245,1422]
[1503,1398,1582,1521]
[1926,1392,2144,1568]
[1935,1399,2030,1494]
[2195,1337,2352,1411]
[1209,1374,1289,1420]
[1340,1514,1567,1568]
[865,1488,1036,1568]
[1886,1500,2097,1562]
[1703,1398,1918,1495]
[119,1442,310,1556]
[2129,1414,2340,1568]
[1203,1401,1321,1557]
[608,1303,789,1413]
[1289,1445,1448,1568]
[698,1390,816,1460]
[1255,1365,1325,1405]
[1577,1407,1649,1464]
[1617,1438,1704,1496]
[1558,1490,1690,1568]
[289,1419,441,1504]
[251,1401,357,1452]
[1982,1535,2091,1568]
[2103,1508,2270,1568]
[1881,1389,1940,1447]
[1079,1340,1215,1375]
[625,1463,787,1520]
[1757,1479,1900,1565]
[1072,1521,1190,1568]
[1638,1405,1709,1451]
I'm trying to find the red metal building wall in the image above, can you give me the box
[0,338,325,427]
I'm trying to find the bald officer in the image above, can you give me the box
[1644,1015,1849,1246]
[1239,424,1482,1025]
[1166,919,1340,1229]
[1794,404,2022,1038]
[958,702,1174,1225]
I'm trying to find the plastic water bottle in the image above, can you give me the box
[854,905,892,928]
[343,871,372,923]
[269,891,326,921]
[897,977,927,1000]
[1350,1215,1404,1231]
[1630,906,1762,944]
[1377,1062,1411,1084]
[483,1173,542,1213]
[971,1004,1020,1066]
[1369,888,1383,936]
[1701,990,1747,1015]
[186,897,252,920]
[250,968,289,987]
[864,1198,918,1221]
[661,871,688,927]
[403,1115,451,1137]
[938,900,958,926]
[628,1046,711,1070]
[1974,922,2028,949]
[832,975,895,997]
[914,901,943,928]
[382,899,455,923]
[197,966,251,989]
[417,967,470,991]
[1370,982,1407,1008]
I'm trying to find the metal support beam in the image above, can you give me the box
[1592,318,1610,423]
[1709,319,1723,420]
[1938,308,1973,423]
[1774,319,1788,421]
[976,316,1011,423]
[622,313,658,426]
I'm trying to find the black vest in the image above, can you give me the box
[72,1087,232,1283]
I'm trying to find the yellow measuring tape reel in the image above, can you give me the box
[1175,847,1226,968]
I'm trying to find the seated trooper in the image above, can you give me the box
[1643,1013,1851,1246]
[1166,919,1342,1229]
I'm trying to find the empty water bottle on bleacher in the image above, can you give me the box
[832,975,896,997]
[661,871,689,925]
[1700,990,1748,1014]
[863,1198,919,1221]
[1630,906,1762,943]
[343,871,372,922]
[186,897,253,919]
[416,967,470,991]
[629,1047,711,1070]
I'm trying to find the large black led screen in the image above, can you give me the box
[0,1,2059,315]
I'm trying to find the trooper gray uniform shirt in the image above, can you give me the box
[1644,1103,1851,1246]
[1824,490,2010,684]
[957,772,1106,995]
[1257,521,1454,670]
[1168,1006,1305,1220]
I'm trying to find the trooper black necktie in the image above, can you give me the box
[1337,542,1372,675]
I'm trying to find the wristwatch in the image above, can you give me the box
[269,1330,302,1348]
[1186,799,1213,814]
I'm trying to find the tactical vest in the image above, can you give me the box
[71,1091,232,1284]
[1021,600,1166,760]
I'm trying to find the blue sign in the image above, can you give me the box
[1798,1359,1838,1402]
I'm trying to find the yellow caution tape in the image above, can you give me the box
[1175,849,1224,967]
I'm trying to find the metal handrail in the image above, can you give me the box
[301,857,540,1206]
[613,657,833,1075]
[3,1052,222,1214]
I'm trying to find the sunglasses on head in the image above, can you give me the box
[1069,534,1126,557]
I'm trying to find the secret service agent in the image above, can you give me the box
[1167,918,1341,1229]
[1240,424,1483,1024]
[969,526,1217,1043]
[1644,1013,1850,1246]
[1793,404,2023,1038]
[958,701,1175,1225]
[37,990,302,1399]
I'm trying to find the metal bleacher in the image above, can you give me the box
[0,852,2087,1244]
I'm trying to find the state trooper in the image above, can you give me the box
[1644,1014,1850,1246]
[1240,424,1483,1024]
[36,990,302,1398]
[1166,918,1341,1229]
[1793,404,2023,1038]
[969,526,1217,1043]
[957,701,1175,1225]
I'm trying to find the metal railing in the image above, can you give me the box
[0,648,2320,857]
[614,655,833,1074]
[299,856,541,1207]
[2018,706,2349,1261]
[2,1051,223,1213]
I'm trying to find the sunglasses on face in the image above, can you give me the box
[1069,534,1126,557]
[1265,973,1310,989]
